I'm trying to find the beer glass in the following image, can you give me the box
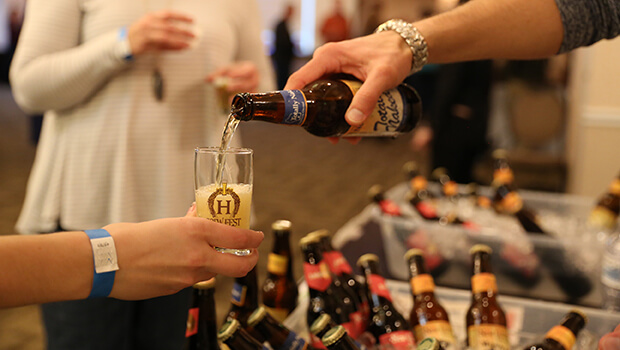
[194,147,253,256]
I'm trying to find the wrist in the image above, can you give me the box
[116,26,134,62]
[375,19,428,75]
[84,229,119,298]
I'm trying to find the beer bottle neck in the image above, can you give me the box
[224,328,264,350]
[231,267,259,310]
[408,255,429,277]
[253,314,290,347]
[472,252,493,275]
[557,312,586,337]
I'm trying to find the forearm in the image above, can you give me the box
[415,0,564,64]
[0,232,92,308]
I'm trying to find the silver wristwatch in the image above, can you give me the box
[375,19,428,75]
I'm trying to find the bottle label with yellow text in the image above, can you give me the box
[280,90,307,125]
[471,273,498,294]
[545,325,576,350]
[414,320,456,346]
[303,262,332,292]
[467,324,510,350]
[378,330,416,349]
[368,274,392,301]
[340,80,407,137]
[185,307,199,337]
[323,251,354,275]
[411,274,435,295]
[230,282,247,306]
[267,253,289,276]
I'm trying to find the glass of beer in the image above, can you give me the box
[194,147,253,256]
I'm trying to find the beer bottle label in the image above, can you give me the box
[467,324,509,350]
[588,206,618,231]
[348,310,365,339]
[410,274,435,294]
[230,282,247,306]
[264,306,291,324]
[303,262,332,292]
[471,273,498,294]
[339,80,408,137]
[368,274,392,301]
[443,181,459,197]
[493,168,514,185]
[310,333,326,349]
[280,331,308,350]
[185,307,199,337]
[545,325,576,350]
[267,253,289,276]
[414,320,456,346]
[279,90,307,125]
[415,201,437,219]
[477,196,492,209]
[411,176,428,191]
[323,251,354,275]
[496,191,523,214]
[378,330,416,349]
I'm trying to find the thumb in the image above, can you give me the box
[345,71,393,127]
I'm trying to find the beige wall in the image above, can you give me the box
[567,38,620,196]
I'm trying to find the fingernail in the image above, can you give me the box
[347,108,365,125]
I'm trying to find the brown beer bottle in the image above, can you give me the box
[466,245,509,350]
[218,319,267,350]
[230,75,421,138]
[368,185,402,217]
[227,266,259,326]
[522,310,587,350]
[588,172,620,232]
[491,150,545,234]
[406,172,440,221]
[310,313,339,343]
[300,235,357,348]
[357,254,415,349]
[186,278,219,350]
[262,220,298,323]
[405,249,456,348]
[246,306,311,350]
[313,230,367,335]
[321,325,361,350]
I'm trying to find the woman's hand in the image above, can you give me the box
[206,61,261,94]
[105,204,263,300]
[127,10,196,56]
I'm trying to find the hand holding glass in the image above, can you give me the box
[194,147,253,256]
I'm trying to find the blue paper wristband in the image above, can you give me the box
[85,229,116,298]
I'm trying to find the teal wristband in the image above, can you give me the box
[85,229,118,298]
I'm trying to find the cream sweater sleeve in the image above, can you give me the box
[233,0,276,93]
[9,0,130,114]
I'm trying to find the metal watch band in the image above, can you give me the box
[375,19,428,75]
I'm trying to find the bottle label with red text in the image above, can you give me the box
[280,90,307,125]
[303,262,332,292]
[368,274,392,301]
[323,251,354,275]
[185,307,198,337]
[340,80,408,137]
[378,330,416,349]
[467,324,510,350]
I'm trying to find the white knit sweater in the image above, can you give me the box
[10,0,275,234]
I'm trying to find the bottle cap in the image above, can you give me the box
[310,313,333,336]
[403,161,419,176]
[218,319,240,342]
[404,248,425,262]
[567,309,589,324]
[247,306,267,328]
[321,325,347,347]
[299,234,321,247]
[469,244,493,255]
[272,220,292,232]
[367,184,385,199]
[430,167,448,180]
[307,229,330,240]
[357,253,379,266]
[192,277,216,289]
[492,148,508,160]
[416,337,440,350]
